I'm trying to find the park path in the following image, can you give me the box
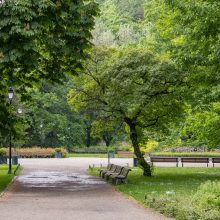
[0,158,170,220]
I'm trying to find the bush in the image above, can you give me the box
[0,149,7,157]
[190,181,220,220]
[0,147,68,158]
[146,181,220,220]
[55,148,62,153]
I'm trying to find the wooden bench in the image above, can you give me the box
[212,158,220,167]
[104,165,123,180]
[100,164,117,178]
[99,163,112,177]
[181,157,209,167]
[117,151,134,158]
[110,167,131,184]
[150,157,179,167]
[100,164,131,185]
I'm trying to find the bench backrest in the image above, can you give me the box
[212,158,220,163]
[150,157,178,162]
[110,164,117,172]
[107,163,113,170]
[181,157,209,163]
[114,165,123,174]
[120,167,131,177]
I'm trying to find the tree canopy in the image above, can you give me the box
[68,47,186,175]
[0,0,98,135]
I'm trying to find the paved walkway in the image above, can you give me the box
[0,158,170,220]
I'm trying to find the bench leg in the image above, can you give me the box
[207,163,208,167]
[213,163,215,168]
[182,162,183,167]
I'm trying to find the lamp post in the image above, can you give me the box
[8,87,14,174]
[40,124,43,147]
[18,107,22,114]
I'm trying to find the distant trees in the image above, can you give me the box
[92,0,145,46]
[144,0,220,150]
[23,82,86,150]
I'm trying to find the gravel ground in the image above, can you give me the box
[0,158,170,220]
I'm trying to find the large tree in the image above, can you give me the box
[0,0,98,136]
[68,47,186,176]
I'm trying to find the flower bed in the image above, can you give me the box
[0,147,68,158]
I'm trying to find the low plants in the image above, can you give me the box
[0,147,68,158]
[0,149,6,157]
[0,165,20,192]
[89,167,220,219]
[54,147,67,158]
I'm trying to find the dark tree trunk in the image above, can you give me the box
[125,117,151,176]
[86,126,91,148]
[103,131,113,147]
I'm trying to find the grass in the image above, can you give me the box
[0,165,20,193]
[68,153,108,158]
[89,167,220,219]
[68,153,133,158]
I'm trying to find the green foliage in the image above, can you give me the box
[0,0,98,136]
[68,46,187,175]
[142,1,220,152]
[92,0,145,46]
[0,149,6,157]
[192,181,220,218]
[24,82,86,149]
[180,103,220,150]
[54,147,62,153]
[0,165,16,192]
[146,181,220,220]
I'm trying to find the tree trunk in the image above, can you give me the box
[125,117,151,176]
[85,126,91,148]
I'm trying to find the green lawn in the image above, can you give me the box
[89,167,220,219]
[68,153,133,158]
[0,165,20,193]
[68,153,108,158]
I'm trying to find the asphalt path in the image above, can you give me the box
[0,158,170,220]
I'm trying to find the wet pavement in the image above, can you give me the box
[17,171,106,191]
[0,158,170,220]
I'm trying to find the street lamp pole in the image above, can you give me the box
[8,87,14,174]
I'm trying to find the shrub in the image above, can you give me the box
[0,147,68,158]
[0,149,6,157]
[146,181,220,220]
[190,181,220,220]
[55,148,62,153]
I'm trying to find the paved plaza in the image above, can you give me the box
[0,158,170,220]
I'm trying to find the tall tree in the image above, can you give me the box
[68,47,186,176]
[0,0,98,135]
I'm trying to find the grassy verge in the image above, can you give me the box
[0,165,21,193]
[68,153,133,158]
[68,153,108,158]
[89,167,220,219]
